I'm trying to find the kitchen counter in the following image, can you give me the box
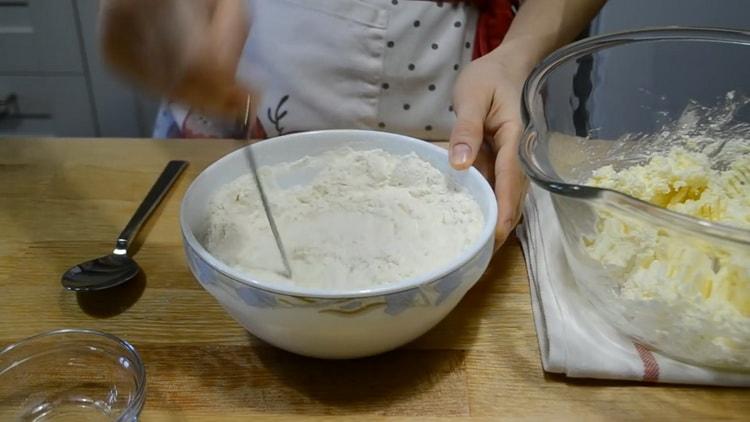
[0,138,747,420]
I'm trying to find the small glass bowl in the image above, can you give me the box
[0,329,146,421]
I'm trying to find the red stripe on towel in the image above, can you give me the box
[634,342,660,383]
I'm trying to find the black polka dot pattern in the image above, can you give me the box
[375,4,470,136]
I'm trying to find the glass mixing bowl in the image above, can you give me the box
[520,28,750,370]
[0,329,146,421]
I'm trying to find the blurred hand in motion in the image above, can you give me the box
[100,0,250,117]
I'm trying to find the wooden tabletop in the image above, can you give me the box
[0,138,747,420]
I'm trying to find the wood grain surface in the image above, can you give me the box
[0,138,747,420]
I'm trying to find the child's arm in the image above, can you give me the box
[449,0,606,246]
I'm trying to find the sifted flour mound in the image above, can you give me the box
[205,147,485,291]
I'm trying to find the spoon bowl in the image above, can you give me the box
[61,160,187,292]
[62,254,140,292]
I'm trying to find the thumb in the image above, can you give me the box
[449,73,491,171]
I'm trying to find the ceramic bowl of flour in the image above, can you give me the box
[180,129,497,358]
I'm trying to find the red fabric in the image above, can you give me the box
[472,0,516,59]
[634,343,661,383]
[250,117,267,139]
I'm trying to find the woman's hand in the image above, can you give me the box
[449,0,605,248]
[100,0,250,117]
[449,47,529,247]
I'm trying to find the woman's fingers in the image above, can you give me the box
[472,142,496,185]
[448,108,484,170]
[449,64,491,170]
[492,120,526,245]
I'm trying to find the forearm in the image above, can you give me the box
[489,0,606,75]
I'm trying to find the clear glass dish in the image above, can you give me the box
[0,329,146,421]
[520,28,750,370]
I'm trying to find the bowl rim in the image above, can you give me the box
[180,129,498,299]
[520,26,750,246]
[0,328,147,421]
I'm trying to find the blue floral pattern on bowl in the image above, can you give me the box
[183,237,493,317]
[179,129,498,358]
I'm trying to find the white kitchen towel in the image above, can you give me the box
[517,185,750,386]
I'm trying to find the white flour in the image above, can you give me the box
[205,148,484,291]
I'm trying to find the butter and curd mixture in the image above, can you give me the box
[584,147,749,364]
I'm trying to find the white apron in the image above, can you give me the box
[155,0,478,141]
